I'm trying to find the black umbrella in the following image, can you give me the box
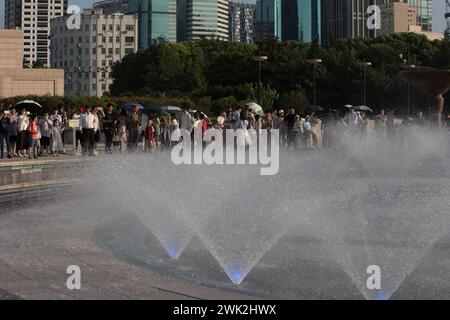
[15,100,44,115]
[304,105,324,113]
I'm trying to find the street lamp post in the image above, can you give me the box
[252,56,268,105]
[357,60,372,105]
[306,59,322,107]
[399,49,416,117]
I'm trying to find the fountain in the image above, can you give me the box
[75,128,450,299]
[399,69,450,127]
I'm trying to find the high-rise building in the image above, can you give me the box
[254,0,321,43]
[378,1,439,40]
[229,1,256,43]
[321,0,383,46]
[405,0,432,31]
[94,0,130,15]
[379,0,417,36]
[254,0,281,41]
[282,0,321,43]
[128,0,177,47]
[178,0,229,41]
[49,8,138,97]
[4,0,67,67]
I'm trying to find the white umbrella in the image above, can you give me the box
[15,100,44,114]
[161,105,182,112]
[245,102,264,116]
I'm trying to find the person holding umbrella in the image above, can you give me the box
[17,108,30,157]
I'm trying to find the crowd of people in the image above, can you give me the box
[0,105,67,159]
[0,102,446,160]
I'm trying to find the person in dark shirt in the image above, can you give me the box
[283,107,297,148]
[102,103,116,153]
[0,109,12,159]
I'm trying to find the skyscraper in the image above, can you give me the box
[254,0,321,43]
[254,0,281,41]
[282,0,321,43]
[128,0,177,48]
[321,0,382,46]
[178,0,229,41]
[4,0,67,67]
[229,1,256,43]
[406,0,432,31]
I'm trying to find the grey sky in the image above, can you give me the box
[0,0,447,34]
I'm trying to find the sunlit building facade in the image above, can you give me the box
[128,0,177,47]
[229,1,256,43]
[406,0,432,31]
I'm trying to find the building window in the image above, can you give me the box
[126,25,134,31]
[115,36,120,43]
[125,36,134,43]
[109,36,113,43]
[102,24,106,31]
[92,48,96,54]
[116,25,120,31]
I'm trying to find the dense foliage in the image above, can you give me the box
[110,33,450,115]
[2,34,449,116]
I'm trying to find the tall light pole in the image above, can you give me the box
[357,60,372,106]
[399,48,415,117]
[306,59,322,106]
[252,56,268,105]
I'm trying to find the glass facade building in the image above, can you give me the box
[255,0,321,43]
[178,0,229,41]
[229,1,256,43]
[407,0,432,31]
[254,0,282,41]
[128,0,177,48]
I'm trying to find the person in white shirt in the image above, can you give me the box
[17,109,30,157]
[180,104,193,134]
[170,113,180,146]
[80,107,96,156]
[72,107,83,153]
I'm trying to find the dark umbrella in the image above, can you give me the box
[143,105,166,115]
[120,102,144,110]
[304,105,324,113]
[15,100,44,115]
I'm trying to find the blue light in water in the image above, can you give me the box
[231,268,242,284]
[167,245,178,258]
[375,291,390,300]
